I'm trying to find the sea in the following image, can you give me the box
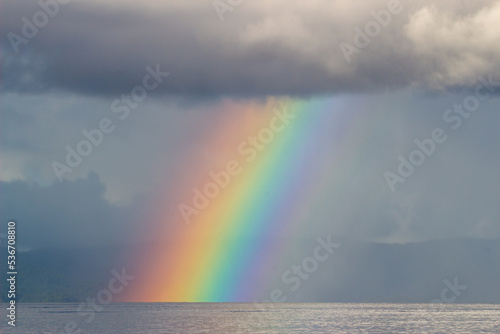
[1,303,499,333]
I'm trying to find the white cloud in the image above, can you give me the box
[405,2,500,89]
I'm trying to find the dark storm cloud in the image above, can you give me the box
[1,0,499,97]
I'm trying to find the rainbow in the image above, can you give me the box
[122,96,372,302]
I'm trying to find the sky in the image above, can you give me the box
[1,0,500,252]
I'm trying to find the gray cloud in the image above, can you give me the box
[1,0,499,97]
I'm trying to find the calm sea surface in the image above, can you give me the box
[1,303,499,333]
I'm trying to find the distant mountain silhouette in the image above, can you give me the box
[2,238,499,303]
